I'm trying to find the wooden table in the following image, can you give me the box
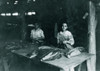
[43,53,93,71]
[11,46,94,71]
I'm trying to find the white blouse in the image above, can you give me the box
[57,30,74,45]
[30,28,45,40]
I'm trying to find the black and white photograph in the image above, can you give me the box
[0,0,99,71]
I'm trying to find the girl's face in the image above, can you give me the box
[62,23,68,31]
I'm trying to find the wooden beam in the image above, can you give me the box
[87,1,97,71]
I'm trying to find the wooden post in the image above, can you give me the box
[2,57,9,71]
[87,1,97,71]
[0,58,4,71]
[21,15,27,41]
[54,23,58,38]
[19,13,27,42]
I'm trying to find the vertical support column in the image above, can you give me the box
[87,1,97,71]
[2,57,9,71]
[20,14,27,42]
[54,23,58,38]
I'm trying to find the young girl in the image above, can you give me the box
[57,23,74,49]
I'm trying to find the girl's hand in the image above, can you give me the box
[63,41,68,44]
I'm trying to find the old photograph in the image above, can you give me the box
[0,0,99,71]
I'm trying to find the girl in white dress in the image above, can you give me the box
[57,23,74,49]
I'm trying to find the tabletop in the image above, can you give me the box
[11,45,94,70]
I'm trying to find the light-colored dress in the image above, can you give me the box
[57,31,75,71]
[57,30,74,45]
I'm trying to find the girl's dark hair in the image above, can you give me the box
[62,22,67,25]
[58,22,68,32]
